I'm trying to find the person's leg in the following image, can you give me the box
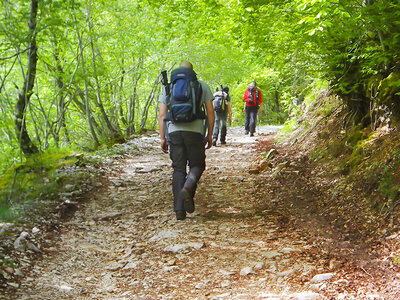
[220,112,227,143]
[181,132,206,212]
[212,113,220,145]
[244,108,250,134]
[249,109,257,135]
[169,132,187,216]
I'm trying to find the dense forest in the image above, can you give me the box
[2,1,400,297]
[1,0,400,216]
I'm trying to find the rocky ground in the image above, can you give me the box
[3,126,400,299]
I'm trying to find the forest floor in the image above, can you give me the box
[7,127,400,299]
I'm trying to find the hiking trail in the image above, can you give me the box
[11,127,399,299]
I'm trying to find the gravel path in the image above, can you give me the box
[12,127,394,299]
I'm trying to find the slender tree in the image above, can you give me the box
[14,0,39,155]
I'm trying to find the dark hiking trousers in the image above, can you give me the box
[212,111,227,142]
[245,106,258,134]
[169,131,206,212]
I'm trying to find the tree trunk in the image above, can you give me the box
[14,0,39,155]
[140,74,160,131]
[127,56,142,136]
[86,3,124,143]
[275,88,280,113]
[72,89,102,134]
[77,32,99,148]
[53,41,71,146]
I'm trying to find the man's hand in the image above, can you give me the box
[205,134,213,149]
[161,138,168,153]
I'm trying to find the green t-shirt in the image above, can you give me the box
[159,80,213,135]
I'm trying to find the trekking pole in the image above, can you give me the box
[257,111,260,135]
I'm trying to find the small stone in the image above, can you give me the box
[240,266,254,276]
[289,291,322,300]
[7,282,19,288]
[254,262,265,270]
[14,232,29,251]
[219,270,235,276]
[281,247,301,253]
[106,262,124,271]
[257,292,280,299]
[218,280,230,288]
[238,176,244,182]
[329,259,342,270]
[163,266,177,272]
[64,184,75,192]
[58,285,73,291]
[189,242,206,250]
[146,213,159,219]
[99,212,122,220]
[85,276,95,282]
[166,259,176,266]
[334,279,349,286]
[32,227,40,234]
[137,167,159,173]
[150,230,179,242]
[277,269,295,277]
[123,262,138,270]
[266,148,279,159]
[163,244,191,253]
[219,176,228,181]
[264,250,282,259]
[310,272,334,283]
[14,269,24,277]
[26,241,41,253]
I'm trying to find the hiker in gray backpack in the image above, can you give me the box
[158,61,215,220]
[212,86,232,146]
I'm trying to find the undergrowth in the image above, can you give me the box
[0,149,79,222]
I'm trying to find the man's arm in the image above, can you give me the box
[258,90,263,114]
[158,102,168,153]
[227,102,232,124]
[205,100,215,149]
[243,89,248,101]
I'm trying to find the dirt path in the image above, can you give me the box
[12,127,397,299]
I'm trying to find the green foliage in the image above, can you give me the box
[379,166,399,202]
[0,149,77,221]
[346,129,368,147]
[1,0,400,218]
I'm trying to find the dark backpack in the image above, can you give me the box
[213,91,226,112]
[167,67,203,123]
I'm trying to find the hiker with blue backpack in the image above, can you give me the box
[212,86,232,146]
[158,61,215,220]
[243,81,262,136]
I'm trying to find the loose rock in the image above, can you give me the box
[240,266,255,276]
[310,272,334,283]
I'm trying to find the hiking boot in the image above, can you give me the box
[245,130,249,135]
[176,210,186,220]
[220,140,226,145]
[250,132,254,137]
[212,139,216,147]
[181,187,195,213]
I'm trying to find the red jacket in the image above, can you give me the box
[243,87,262,107]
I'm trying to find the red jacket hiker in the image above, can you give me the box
[243,86,262,108]
[243,81,262,136]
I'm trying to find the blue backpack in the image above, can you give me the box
[167,67,204,123]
